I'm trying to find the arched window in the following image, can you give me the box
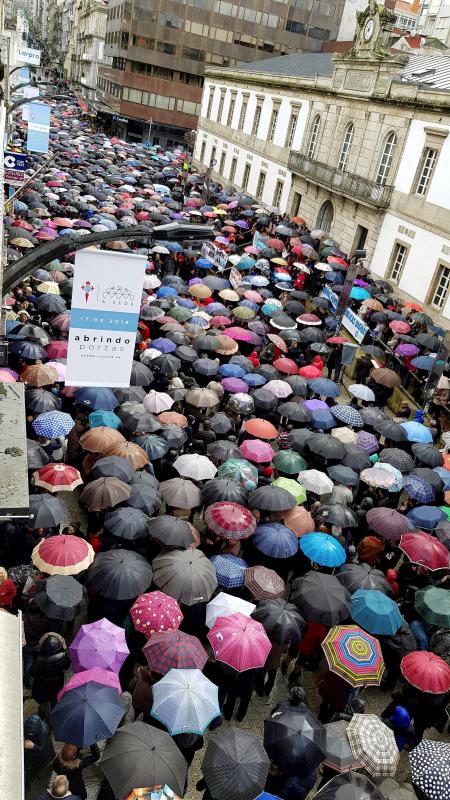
[338,123,354,172]
[376,132,397,186]
[317,200,334,232]
[307,115,321,159]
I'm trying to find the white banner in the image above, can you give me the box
[65,250,146,387]
[21,85,39,121]
[342,308,369,344]
[15,44,41,65]
[201,241,229,271]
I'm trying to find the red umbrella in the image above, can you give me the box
[45,341,68,359]
[297,314,322,326]
[267,238,284,251]
[32,535,94,575]
[328,256,348,268]
[273,358,299,376]
[143,630,207,674]
[242,418,278,440]
[299,365,322,379]
[389,320,411,334]
[34,464,83,492]
[130,591,183,638]
[400,532,450,571]
[327,336,348,345]
[205,501,256,540]
[207,612,271,672]
[401,651,450,693]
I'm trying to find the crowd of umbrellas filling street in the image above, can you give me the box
[2,94,450,800]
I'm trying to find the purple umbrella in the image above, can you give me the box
[235,220,249,229]
[356,431,379,455]
[395,344,420,357]
[69,618,129,673]
[353,279,370,287]
[151,338,177,353]
[189,278,203,285]
[221,378,250,394]
[304,399,328,411]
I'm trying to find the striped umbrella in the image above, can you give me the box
[205,502,256,540]
[322,625,385,688]
[143,630,207,675]
[356,431,379,455]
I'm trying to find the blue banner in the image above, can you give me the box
[27,102,50,153]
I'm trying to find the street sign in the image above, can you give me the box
[15,44,41,65]
[4,151,28,183]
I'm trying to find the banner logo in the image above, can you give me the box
[81,281,95,302]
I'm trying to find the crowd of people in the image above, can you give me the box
[2,94,450,800]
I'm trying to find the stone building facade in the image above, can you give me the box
[194,2,450,319]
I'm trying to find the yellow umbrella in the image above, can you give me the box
[37,281,61,295]
[219,289,240,302]
[189,284,213,299]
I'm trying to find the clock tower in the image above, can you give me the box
[350,1,406,60]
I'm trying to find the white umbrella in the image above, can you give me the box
[140,348,164,365]
[151,668,220,735]
[174,454,217,481]
[264,380,293,399]
[144,390,174,414]
[206,591,255,628]
[152,245,170,254]
[349,384,376,402]
[297,469,333,495]
[331,427,358,444]
[143,275,161,290]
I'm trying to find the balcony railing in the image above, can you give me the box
[288,152,394,209]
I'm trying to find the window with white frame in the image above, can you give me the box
[388,242,408,282]
[238,99,248,130]
[338,123,354,172]
[376,132,397,186]
[307,114,321,159]
[268,108,279,142]
[242,163,251,189]
[273,179,284,208]
[200,140,206,163]
[256,171,266,198]
[252,104,262,136]
[206,89,214,119]
[285,111,298,148]
[415,147,438,196]
[430,264,450,309]
[227,95,236,126]
[229,157,237,182]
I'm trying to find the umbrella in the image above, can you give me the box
[356,431,379,455]
[291,572,350,626]
[87,550,153,599]
[271,478,307,505]
[130,591,183,637]
[201,728,270,800]
[319,504,358,528]
[32,534,93,575]
[21,364,58,388]
[240,439,275,463]
[273,450,308,475]
[34,463,82,492]
[99,722,187,798]
[403,474,434,503]
[159,478,202,509]
[104,507,150,541]
[80,426,125,453]
[409,739,450,800]
[361,467,397,490]
[210,554,248,589]
[69,618,129,672]
[242,418,278,440]
[144,390,174,413]
[348,384,376,402]
[245,566,286,600]
[254,522,298,559]
[51,682,125,747]
[307,434,345,461]
[144,630,207,674]
[149,516,195,549]
[309,378,340,397]
[337,563,392,595]
[346,714,399,778]
[34,575,87,621]
[374,420,407,442]
[57,668,121,701]
[264,698,325,772]
[75,387,118,410]
[80,477,131,510]
[379,448,415,473]
[151,668,219,734]
[297,469,334,495]
[300,532,346,567]
[133,434,169,460]
[202,479,248,505]
[89,410,121,430]
[185,388,220,408]
[90,456,135,483]
[248,486,296,512]
[208,611,271,671]
[323,720,363,772]
[351,589,403,635]
[370,368,402,388]
[205,502,256,540]
[153,549,217,605]
[314,772,384,800]
[328,465,359,487]
[206,592,256,628]
[400,532,449,570]
[401,651,450,693]
[366,508,410,540]
[406,505,447,530]
[32,410,75,438]
[218,459,258,490]
[282,506,315,538]
[415,586,450,627]
[25,388,61,414]
[401,421,433,444]
[174,453,217,481]
[322,625,384,688]
[210,412,233,435]
[331,405,363,428]
[251,599,305,646]
[412,443,444,467]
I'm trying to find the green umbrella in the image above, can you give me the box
[273,450,308,475]
[167,306,192,322]
[439,505,450,519]
[233,306,256,321]
[218,458,258,490]
[415,586,450,627]
[272,477,307,505]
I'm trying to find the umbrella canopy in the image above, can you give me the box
[249,485,296,512]
[32,410,75,438]
[144,630,207,674]
[409,739,450,800]
[366,508,410,541]
[314,772,384,800]
[69,618,129,672]
[297,469,334,495]
[34,575,87,621]
[87,550,153,600]
[159,478,202,509]
[400,532,449,570]
[151,668,220,735]
[32,534,94,576]
[253,522,298,559]
[99,722,188,798]
[153,549,217,605]
[291,572,350,626]
[149,516,195,549]
[104,507,150,541]
[322,625,384,688]
[201,728,270,800]
[323,720,363,773]
[337,563,392,595]
[206,592,256,629]
[51,682,125,747]
[208,612,270,672]
[205,502,256,540]
[415,586,450,627]
[57,668,121,701]
[300,532,346,568]
[34,463,82,493]
[174,453,217,480]
[347,715,399,778]
[244,566,286,600]
[401,650,450,693]
[210,554,248,589]
[264,696,326,772]
[131,591,183,637]
[80,476,131,509]
[351,589,403,635]
[240,439,275,463]
[242,418,278,440]
[80,426,125,453]
[251,599,305,646]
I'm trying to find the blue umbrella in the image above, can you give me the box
[196,258,213,269]
[164,242,184,252]
[253,523,298,559]
[151,668,220,735]
[194,358,219,376]
[208,304,230,315]
[203,277,230,291]
[51,682,125,747]
[151,338,177,353]
[134,434,169,460]
[239,300,259,311]
[188,316,209,328]
[75,387,119,410]
[309,378,341,398]
[300,532,346,568]
[89,410,121,430]
[407,505,447,531]
[411,356,434,371]
[10,340,48,360]
[210,554,248,588]
[350,287,371,301]
[177,298,197,309]
[403,474,435,504]
[156,286,178,298]
[351,589,403,635]
[310,408,336,430]
[331,404,364,428]
[219,364,246,379]
[401,421,433,443]
[434,468,450,490]
[32,410,75,438]
[243,373,266,387]
[328,465,359,487]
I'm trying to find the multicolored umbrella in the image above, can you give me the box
[130,591,183,638]
[143,630,207,674]
[208,611,271,671]
[322,625,384,687]
[69,618,129,673]
[32,535,94,576]
[151,668,220,735]
[403,474,435,503]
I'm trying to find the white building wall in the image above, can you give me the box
[395,119,450,209]
[336,0,367,40]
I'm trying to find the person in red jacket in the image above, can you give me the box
[312,355,324,374]
[0,567,16,608]
[249,350,260,368]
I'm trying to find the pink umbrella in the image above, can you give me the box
[389,320,411,334]
[46,341,68,359]
[46,361,66,381]
[0,368,18,382]
[52,312,70,331]
[69,618,129,673]
[240,439,275,463]
[207,611,271,671]
[224,327,262,345]
[130,591,183,638]
[57,667,121,701]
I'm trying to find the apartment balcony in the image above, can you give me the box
[288,152,394,209]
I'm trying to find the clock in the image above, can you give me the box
[363,18,375,41]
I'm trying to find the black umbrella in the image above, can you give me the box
[374,420,407,442]
[319,504,358,528]
[288,428,312,454]
[176,345,198,363]
[99,722,187,798]
[264,692,326,772]
[342,444,371,471]
[90,455,136,483]
[153,354,181,376]
[278,401,311,423]
[255,365,280,382]
[359,406,386,427]
[35,294,67,313]
[130,361,154,387]
[125,484,162,516]
[314,772,384,800]
[202,479,248,505]
[133,434,169,461]
[149,515,195,548]
[201,728,270,800]
[251,599,306,646]
[412,467,444,491]
[336,563,393,595]
[104,507,150,540]
[87,550,153,599]
[249,486,296,512]
[307,433,345,460]
[436,520,450,551]
[29,495,67,528]
[327,465,359,487]
[416,333,441,350]
[210,412,233,435]
[412,443,444,467]
[27,438,50,469]
[153,548,217,605]
[362,345,386,358]
[34,575,87,620]
[207,441,242,462]
[298,327,325,343]
[160,424,188,450]
[114,387,146,403]
[118,402,161,434]
[379,448,414,473]
[430,628,450,663]
[291,572,351,625]
[130,472,160,490]
[252,388,278,411]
